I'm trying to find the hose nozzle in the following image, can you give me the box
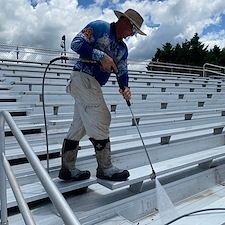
[150,170,156,180]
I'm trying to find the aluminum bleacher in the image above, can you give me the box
[1,58,225,225]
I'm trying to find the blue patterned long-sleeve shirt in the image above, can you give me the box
[71,20,129,86]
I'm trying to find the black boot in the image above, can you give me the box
[58,139,91,181]
[90,138,130,181]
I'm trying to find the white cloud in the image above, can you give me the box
[94,0,106,6]
[124,0,225,59]
[0,0,225,60]
[200,30,225,49]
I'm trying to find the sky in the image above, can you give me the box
[1,0,225,60]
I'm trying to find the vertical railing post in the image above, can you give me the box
[203,63,206,77]
[2,153,36,225]
[0,112,8,225]
[16,46,19,60]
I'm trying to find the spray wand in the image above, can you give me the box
[112,67,156,180]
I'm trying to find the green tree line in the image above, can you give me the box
[152,33,225,66]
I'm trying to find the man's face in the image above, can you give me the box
[121,17,136,38]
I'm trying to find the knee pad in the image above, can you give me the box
[89,137,110,151]
[63,139,79,152]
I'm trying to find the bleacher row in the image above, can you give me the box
[1,58,225,222]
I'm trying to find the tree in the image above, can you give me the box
[205,45,221,65]
[152,43,174,63]
[219,48,225,66]
[188,33,208,66]
[152,33,224,67]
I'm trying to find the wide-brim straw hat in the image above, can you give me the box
[114,9,146,36]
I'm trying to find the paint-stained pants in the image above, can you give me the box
[65,70,111,141]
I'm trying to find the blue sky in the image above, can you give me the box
[77,0,127,8]
[78,0,95,6]
[1,0,225,60]
[78,0,110,7]
[203,14,225,34]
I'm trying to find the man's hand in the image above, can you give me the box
[119,87,131,101]
[101,55,118,73]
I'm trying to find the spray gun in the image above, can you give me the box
[112,67,156,180]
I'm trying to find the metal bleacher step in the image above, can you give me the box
[27,100,225,118]
[4,123,45,137]
[3,72,70,80]
[94,215,133,225]
[0,84,12,90]
[170,194,225,225]
[97,145,225,192]
[48,107,225,127]
[0,95,20,102]
[6,176,97,208]
[5,119,225,161]
[5,143,61,160]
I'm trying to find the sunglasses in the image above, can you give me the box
[129,20,138,34]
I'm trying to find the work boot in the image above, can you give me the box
[58,139,91,181]
[89,138,130,181]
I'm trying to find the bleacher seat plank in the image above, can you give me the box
[5,123,44,132]
[48,107,225,127]
[129,69,201,77]
[0,65,72,75]
[11,81,67,86]
[0,95,19,102]
[130,73,222,84]
[128,79,225,88]
[97,146,225,191]
[0,84,12,90]
[5,143,61,160]
[4,73,70,81]
[6,177,97,208]
[48,121,225,145]
[7,119,225,161]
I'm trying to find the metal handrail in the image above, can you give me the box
[203,63,225,77]
[1,152,35,225]
[0,110,81,225]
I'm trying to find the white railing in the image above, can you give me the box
[0,110,81,225]
[147,61,203,76]
[0,43,78,63]
[203,63,225,77]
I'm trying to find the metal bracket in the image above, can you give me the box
[132,117,140,126]
[53,106,59,115]
[129,181,143,193]
[111,105,117,112]
[214,127,224,134]
[161,136,171,145]
[185,113,193,120]
[161,103,168,109]
[198,160,212,169]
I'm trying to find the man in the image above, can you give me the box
[58,9,146,182]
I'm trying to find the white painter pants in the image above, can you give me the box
[65,70,111,141]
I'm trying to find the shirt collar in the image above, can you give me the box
[110,22,116,34]
[110,22,123,42]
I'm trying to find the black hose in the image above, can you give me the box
[164,208,225,224]
[42,56,99,172]
[42,56,69,173]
